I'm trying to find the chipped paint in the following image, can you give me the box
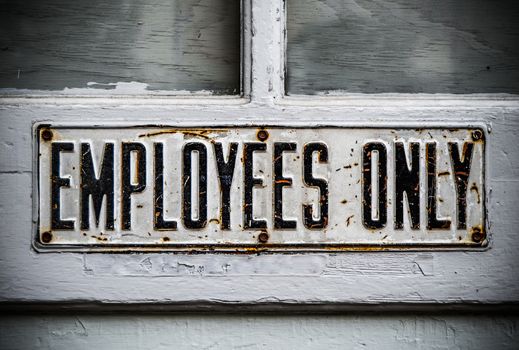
[0,4,517,347]
[35,124,486,252]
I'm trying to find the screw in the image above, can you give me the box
[471,129,483,141]
[258,232,269,243]
[41,129,53,141]
[257,129,269,142]
[471,227,485,243]
[41,231,53,243]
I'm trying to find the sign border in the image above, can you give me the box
[32,122,489,253]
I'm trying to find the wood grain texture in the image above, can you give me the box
[0,103,518,305]
[1,0,518,347]
[0,0,518,310]
[287,0,519,94]
[0,0,240,93]
[1,313,518,349]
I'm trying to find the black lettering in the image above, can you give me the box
[80,143,114,230]
[121,143,147,230]
[154,143,177,230]
[182,142,208,229]
[243,143,267,229]
[274,142,297,229]
[51,142,75,230]
[214,142,238,230]
[449,142,474,229]
[394,142,420,229]
[303,142,329,229]
[426,142,451,229]
[362,142,387,229]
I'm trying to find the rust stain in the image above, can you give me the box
[346,215,354,227]
[41,129,53,141]
[323,246,393,252]
[41,231,53,243]
[455,170,470,177]
[256,129,269,142]
[258,232,269,243]
[471,183,481,204]
[138,128,227,139]
[242,247,267,253]
[470,225,486,243]
[275,179,291,184]
[183,131,212,140]
[471,129,484,142]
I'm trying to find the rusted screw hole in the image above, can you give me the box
[41,231,53,243]
[257,129,269,142]
[41,129,53,141]
[471,130,483,141]
[258,232,269,243]
[471,227,485,243]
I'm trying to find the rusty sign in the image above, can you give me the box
[34,124,486,252]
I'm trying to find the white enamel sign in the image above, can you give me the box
[35,124,486,252]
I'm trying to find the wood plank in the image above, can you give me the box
[0,0,240,93]
[287,0,519,94]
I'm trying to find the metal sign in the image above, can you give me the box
[34,124,486,252]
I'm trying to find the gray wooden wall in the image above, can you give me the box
[0,0,240,93]
[287,0,519,94]
[1,312,518,350]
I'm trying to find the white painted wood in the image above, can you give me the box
[1,313,518,349]
[0,0,518,309]
[0,101,518,305]
[250,0,284,104]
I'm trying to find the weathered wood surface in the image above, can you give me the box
[0,103,518,305]
[1,313,518,349]
[0,0,518,348]
[0,0,240,93]
[287,0,519,94]
[0,0,517,312]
